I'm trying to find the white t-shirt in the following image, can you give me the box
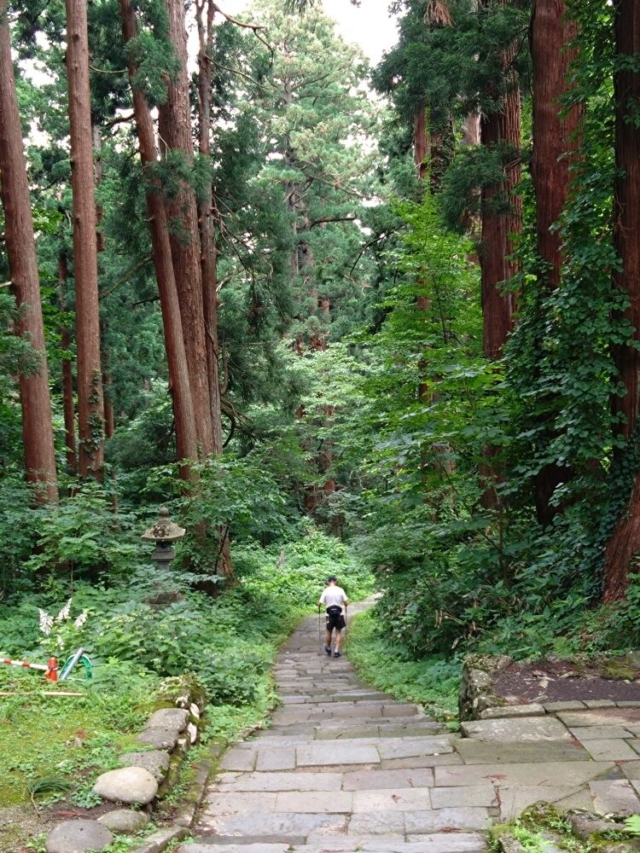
[320,585,348,612]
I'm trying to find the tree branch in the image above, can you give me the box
[103,111,135,129]
[100,255,153,299]
[309,215,357,228]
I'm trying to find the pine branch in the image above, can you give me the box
[99,255,153,299]
[309,216,357,228]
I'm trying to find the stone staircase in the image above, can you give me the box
[179,605,490,853]
[178,602,640,853]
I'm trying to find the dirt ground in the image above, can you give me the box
[0,803,59,852]
[493,653,640,705]
[0,800,143,852]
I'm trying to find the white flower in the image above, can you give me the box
[74,610,88,630]
[57,599,72,622]
[39,609,53,636]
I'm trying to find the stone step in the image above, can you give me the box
[179,834,488,852]
[261,720,447,739]
[279,692,390,703]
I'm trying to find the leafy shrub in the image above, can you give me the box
[23,482,144,585]
[346,610,461,720]
[0,475,41,597]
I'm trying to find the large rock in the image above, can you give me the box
[46,818,113,853]
[137,727,181,749]
[93,766,158,804]
[119,749,170,781]
[145,707,189,733]
[97,808,150,833]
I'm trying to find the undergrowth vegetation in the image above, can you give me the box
[0,520,372,815]
[345,610,461,721]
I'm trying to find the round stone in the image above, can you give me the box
[93,766,158,805]
[97,808,150,833]
[46,819,113,853]
[145,707,189,731]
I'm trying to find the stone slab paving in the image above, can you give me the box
[179,602,640,853]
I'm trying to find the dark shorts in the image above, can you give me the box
[325,606,345,632]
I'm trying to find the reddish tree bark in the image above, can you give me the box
[530,0,582,524]
[66,0,105,478]
[470,1,521,510]
[158,0,215,457]
[478,0,522,361]
[414,107,429,181]
[530,0,582,290]
[603,0,640,602]
[119,0,198,470]
[0,0,58,503]
[479,89,521,360]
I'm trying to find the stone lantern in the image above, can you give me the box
[141,507,186,574]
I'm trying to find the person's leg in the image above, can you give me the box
[325,627,332,653]
[334,629,342,653]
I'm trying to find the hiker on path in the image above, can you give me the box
[318,575,348,658]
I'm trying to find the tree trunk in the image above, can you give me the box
[479,89,521,360]
[414,107,428,181]
[0,0,58,503]
[478,0,522,360]
[530,0,582,524]
[66,0,105,478]
[610,0,640,442]
[195,0,232,577]
[196,0,223,458]
[158,0,214,457]
[58,252,77,474]
[119,0,198,470]
[530,0,582,290]
[603,0,640,602]
[477,1,523,510]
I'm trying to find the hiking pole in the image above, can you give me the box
[317,605,322,655]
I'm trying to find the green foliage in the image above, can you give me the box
[346,610,460,720]
[23,482,143,584]
[625,815,640,836]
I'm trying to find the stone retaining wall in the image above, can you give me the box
[458,654,513,721]
[45,678,210,853]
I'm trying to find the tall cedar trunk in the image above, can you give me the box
[196,0,223,457]
[0,0,58,503]
[93,128,112,439]
[66,0,105,478]
[530,0,581,289]
[119,0,198,470]
[480,106,519,360]
[157,0,214,457]
[530,0,582,524]
[477,0,522,510]
[603,0,640,602]
[414,107,428,181]
[479,0,521,361]
[58,252,77,473]
[195,0,232,579]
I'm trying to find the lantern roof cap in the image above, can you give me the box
[141,507,186,543]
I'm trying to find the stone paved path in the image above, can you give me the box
[179,603,640,853]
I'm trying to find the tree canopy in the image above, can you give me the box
[2,0,640,660]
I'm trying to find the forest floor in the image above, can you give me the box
[492,652,640,705]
